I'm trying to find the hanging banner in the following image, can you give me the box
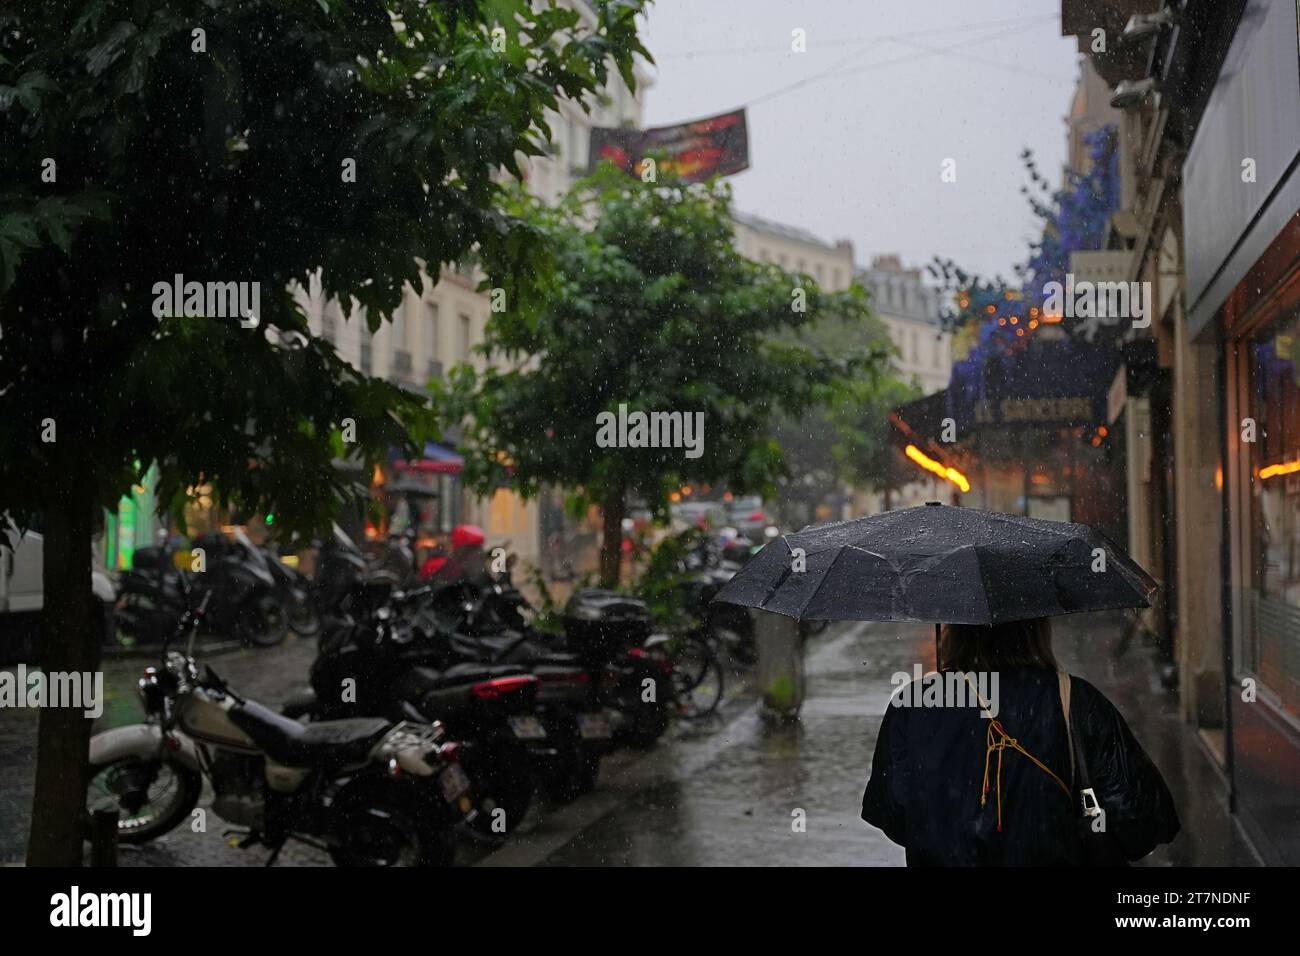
[587,108,750,183]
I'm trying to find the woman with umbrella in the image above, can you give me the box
[714,503,1181,865]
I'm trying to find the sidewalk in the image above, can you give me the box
[524,614,1258,866]
[1051,611,1260,866]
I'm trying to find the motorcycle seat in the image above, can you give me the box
[228,698,390,768]
[450,630,534,663]
[406,661,527,689]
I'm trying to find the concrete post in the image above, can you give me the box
[753,610,805,720]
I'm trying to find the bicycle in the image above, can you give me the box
[665,628,725,720]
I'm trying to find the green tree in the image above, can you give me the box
[0,0,647,866]
[438,165,885,586]
[772,372,919,528]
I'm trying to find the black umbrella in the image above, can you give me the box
[713,502,1157,657]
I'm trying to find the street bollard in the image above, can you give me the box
[753,609,805,721]
[89,809,119,867]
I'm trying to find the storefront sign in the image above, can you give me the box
[949,338,1115,432]
[972,396,1097,426]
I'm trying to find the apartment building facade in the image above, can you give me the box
[300,1,650,568]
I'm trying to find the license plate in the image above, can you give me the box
[509,716,547,740]
[577,712,612,739]
[438,762,471,802]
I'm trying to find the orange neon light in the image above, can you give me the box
[904,444,971,493]
[1259,458,1300,480]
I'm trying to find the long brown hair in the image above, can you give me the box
[938,617,1058,672]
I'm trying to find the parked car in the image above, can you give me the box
[725,496,770,539]
[1,523,116,664]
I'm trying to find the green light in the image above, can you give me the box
[266,513,275,525]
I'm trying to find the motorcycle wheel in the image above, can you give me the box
[461,739,534,838]
[240,592,289,647]
[288,598,322,638]
[327,803,455,867]
[86,756,202,844]
[621,701,670,750]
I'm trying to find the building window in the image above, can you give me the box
[566,115,580,174]
[1242,308,1300,721]
[832,268,841,289]
[393,303,408,350]
[423,301,439,364]
[459,313,472,362]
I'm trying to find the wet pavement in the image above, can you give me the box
[480,611,1258,866]
[0,611,1256,866]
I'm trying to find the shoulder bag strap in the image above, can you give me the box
[1057,669,1075,787]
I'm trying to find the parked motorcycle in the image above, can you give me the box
[115,528,289,647]
[284,581,547,837]
[87,584,475,866]
[415,579,614,797]
[262,541,321,638]
[426,559,675,751]
[308,523,371,626]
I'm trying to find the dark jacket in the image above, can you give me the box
[861,668,1179,865]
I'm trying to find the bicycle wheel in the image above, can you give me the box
[671,634,724,719]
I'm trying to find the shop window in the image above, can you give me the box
[1244,310,1300,720]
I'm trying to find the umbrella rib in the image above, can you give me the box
[792,545,849,620]
[966,543,996,626]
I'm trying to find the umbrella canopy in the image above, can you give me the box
[712,503,1157,626]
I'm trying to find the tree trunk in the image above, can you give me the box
[598,489,626,589]
[26,481,98,867]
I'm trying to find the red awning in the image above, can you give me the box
[394,442,463,475]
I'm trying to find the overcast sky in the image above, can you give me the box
[639,0,1081,284]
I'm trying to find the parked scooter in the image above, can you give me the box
[115,528,289,647]
[87,581,474,866]
[260,538,321,638]
[308,523,370,626]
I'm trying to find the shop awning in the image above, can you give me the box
[393,442,464,475]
